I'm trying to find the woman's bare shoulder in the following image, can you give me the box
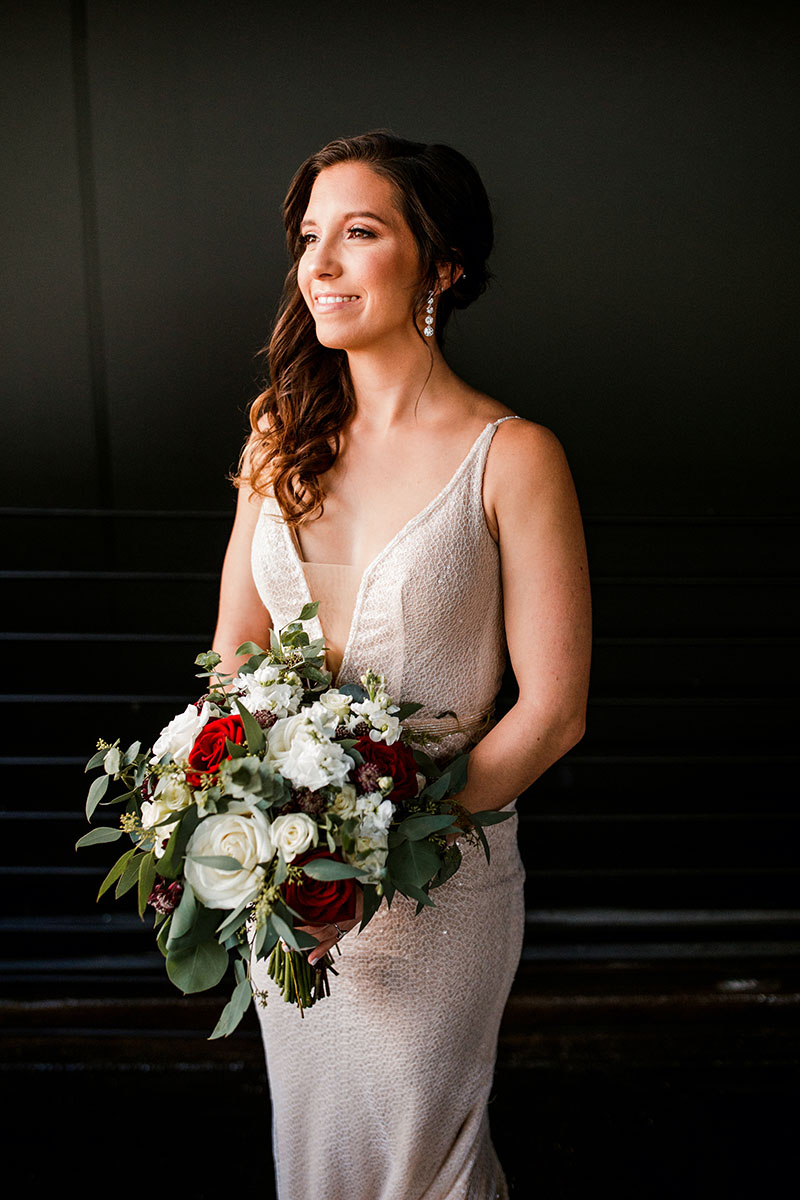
[482,413,576,536]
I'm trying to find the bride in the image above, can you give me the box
[212,131,591,1200]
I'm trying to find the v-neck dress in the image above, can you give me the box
[249,415,526,1200]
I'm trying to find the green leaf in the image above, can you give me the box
[430,842,462,889]
[274,851,288,887]
[104,746,121,775]
[395,701,423,721]
[302,665,330,685]
[234,697,266,755]
[156,915,172,957]
[226,738,248,759]
[188,855,244,871]
[115,851,145,898]
[123,741,142,766]
[137,851,157,918]
[85,773,109,821]
[75,825,123,850]
[301,858,365,881]
[447,752,470,794]
[469,809,515,826]
[269,911,316,951]
[359,883,382,932]
[387,838,441,889]
[235,640,265,657]
[215,888,260,941]
[85,747,110,773]
[269,628,281,655]
[396,813,454,841]
[297,601,320,622]
[166,940,229,994]
[96,846,137,900]
[157,805,200,880]
[167,880,197,945]
[209,976,253,1039]
[397,880,435,907]
[421,772,453,803]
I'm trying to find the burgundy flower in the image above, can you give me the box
[148,879,183,915]
[283,849,357,926]
[350,736,419,803]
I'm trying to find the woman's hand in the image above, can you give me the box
[296,887,364,966]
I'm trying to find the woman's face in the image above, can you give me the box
[296,161,425,353]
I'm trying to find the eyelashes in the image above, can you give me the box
[298,225,376,247]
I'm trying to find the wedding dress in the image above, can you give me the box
[249,415,525,1200]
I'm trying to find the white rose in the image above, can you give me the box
[318,689,353,722]
[331,783,358,820]
[267,712,312,760]
[141,797,178,859]
[154,773,193,811]
[270,812,318,862]
[151,702,213,764]
[184,807,274,910]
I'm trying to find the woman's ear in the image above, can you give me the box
[435,261,464,293]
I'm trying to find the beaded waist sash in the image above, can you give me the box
[402,702,495,760]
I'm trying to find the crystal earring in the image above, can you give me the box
[423,290,435,337]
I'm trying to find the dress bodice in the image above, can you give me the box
[250,415,521,760]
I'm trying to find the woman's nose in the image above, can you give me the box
[307,236,341,279]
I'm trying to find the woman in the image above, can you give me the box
[213,131,591,1200]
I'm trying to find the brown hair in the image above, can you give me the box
[236,130,494,525]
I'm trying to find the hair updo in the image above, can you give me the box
[237,130,495,525]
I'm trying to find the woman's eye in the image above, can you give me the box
[299,232,317,246]
[347,226,375,239]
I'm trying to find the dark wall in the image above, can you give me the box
[2,0,798,514]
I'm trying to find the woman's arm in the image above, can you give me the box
[212,472,273,680]
[454,419,592,814]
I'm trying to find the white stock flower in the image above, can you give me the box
[268,708,351,790]
[151,702,213,764]
[184,807,274,910]
[351,698,401,745]
[270,812,318,862]
[235,663,302,720]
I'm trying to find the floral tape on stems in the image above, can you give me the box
[78,603,512,1037]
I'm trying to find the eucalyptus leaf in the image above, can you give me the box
[215,888,260,940]
[270,911,316,951]
[301,858,365,881]
[166,940,229,994]
[137,851,157,918]
[168,902,223,954]
[274,851,288,887]
[167,880,197,945]
[96,846,137,900]
[208,976,253,1040]
[469,809,515,826]
[123,741,142,766]
[394,701,423,721]
[303,666,330,685]
[398,880,435,908]
[226,739,248,759]
[234,697,266,755]
[156,915,172,957]
[157,805,200,880]
[297,600,320,621]
[85,773,109,821]
[337,683,367,703]
[421,772,453,803]
[85,747,109,773]
[235,641,265,657]
[387,838,441,889]
[75,825,123,850]
[396,813,454,841]
[115,850,145,898]
[269,628,281,655]
[359,883,382,932]
[188,855,244,871]
[104,746,121,775]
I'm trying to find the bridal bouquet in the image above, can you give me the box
[78,602,508,1037]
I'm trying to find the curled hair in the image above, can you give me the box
[236,129,494,525]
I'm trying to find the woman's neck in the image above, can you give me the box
[346,341,458,432]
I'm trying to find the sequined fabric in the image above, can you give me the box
[249,417,526,1200]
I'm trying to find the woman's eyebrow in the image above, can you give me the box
[300,210,392,229]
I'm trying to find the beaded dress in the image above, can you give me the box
[249,415,526,1200]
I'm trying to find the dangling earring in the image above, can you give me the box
[423,290,435,337]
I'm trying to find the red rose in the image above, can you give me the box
[351,736,419,803]
[186,715,245,786]
[283,849,357,926]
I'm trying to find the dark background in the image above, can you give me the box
[2,3,799,1196]
[1,0,798,515]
